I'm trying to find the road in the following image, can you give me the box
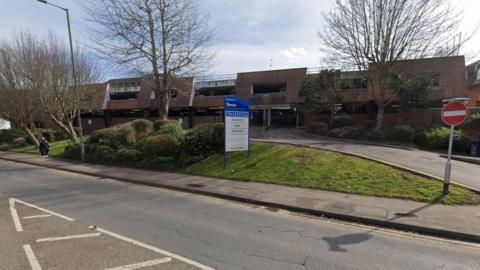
[253,128,480,190]
[1,160,479,270]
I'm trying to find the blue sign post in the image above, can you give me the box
[224,96,250,168]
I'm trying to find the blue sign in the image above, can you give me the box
[224,96,250,154]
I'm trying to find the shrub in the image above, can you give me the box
[85,143,97,154]
[332,114,353,128]
[63,144,81,159]
[367,129,386,142]
[153,119,176,131]
[143,134,178,157]
[418,127,471,153]
[413,132,428,148]
[36,129,57,142]
[461,113,480,132]
[306,122,329,135]
[0,143,11,151]
[131,119,154,137]
[116,127,137,146]
[423,127,450,149]
[329,127,363,139]
[25,131,42,145]
[0,128,26,144]
[181,124,224,158]
[87,128,122,149]
[159,121,184,141]
[387,125,415,143]
[116,148,142,163]
[453,130,472,153]
[364,120,376,130]
[13,137,27,146]
[54,130,67,141]
[93,145,116,162]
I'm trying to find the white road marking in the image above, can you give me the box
[104,258,172,270]
[443,110,467,117]
[36,233,102,243]
[96,227,215,270]
[23,214,52,220]
[12,198,74,221]
[23,244,42,270]
[9,198,23,232]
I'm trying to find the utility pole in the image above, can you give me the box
[37,0,85,161]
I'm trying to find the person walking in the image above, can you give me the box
[39,137,50,157]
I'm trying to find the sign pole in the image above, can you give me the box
[443,125,455,195]
[440,99,469,195]
[224,97,227,169]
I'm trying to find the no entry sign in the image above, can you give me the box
[441,101,468,126]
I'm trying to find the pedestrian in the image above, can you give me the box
[39,137,50,158]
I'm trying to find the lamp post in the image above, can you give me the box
[37,0,85,161]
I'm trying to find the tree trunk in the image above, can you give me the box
[159,94,169,121]
[376,105,385,129]
[50,116,78,143]
[67,122,79,143]
[329,110,335,127]
[25,128,39,148]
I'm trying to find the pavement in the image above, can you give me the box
[252,128,480,191]
[1,151,480,245]
[1,160,479,270]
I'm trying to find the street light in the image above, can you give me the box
[36,0,85,161]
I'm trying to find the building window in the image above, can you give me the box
[195,87,234,97]
[170,89,178,99]
[110,92,137,100]
[109,82,141,100]
[431,73,441,89]
[150,90,157,99]
[109,82,141,93]
[252,83,286,95]
[340,78,367,90]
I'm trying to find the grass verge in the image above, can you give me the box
[12,140,71,156]
[186,142,480,205]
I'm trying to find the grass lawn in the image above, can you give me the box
[186,142,480,205]
[12,140,71,156]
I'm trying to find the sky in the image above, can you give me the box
[0,0,479,80]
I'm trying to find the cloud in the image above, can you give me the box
[279,47,308,61]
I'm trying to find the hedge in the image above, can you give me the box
[159,121,184,141]
[332,114,353,128]
[328,127,363,139]
[143,134,178,157]
[306,122,329,135]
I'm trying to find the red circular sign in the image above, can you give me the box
[441,101,468,126]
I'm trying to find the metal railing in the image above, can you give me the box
[193,74,237,82]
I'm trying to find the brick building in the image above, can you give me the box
[467,60,480,108]
[77,55,470,132]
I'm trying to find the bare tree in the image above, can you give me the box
[0,39,40,146]
[1,32,100,143]
[320,0,467,128]
[85,0,215,120]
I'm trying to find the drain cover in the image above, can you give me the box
[186,183,206,188]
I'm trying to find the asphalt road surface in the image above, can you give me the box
[1,160,479,270]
